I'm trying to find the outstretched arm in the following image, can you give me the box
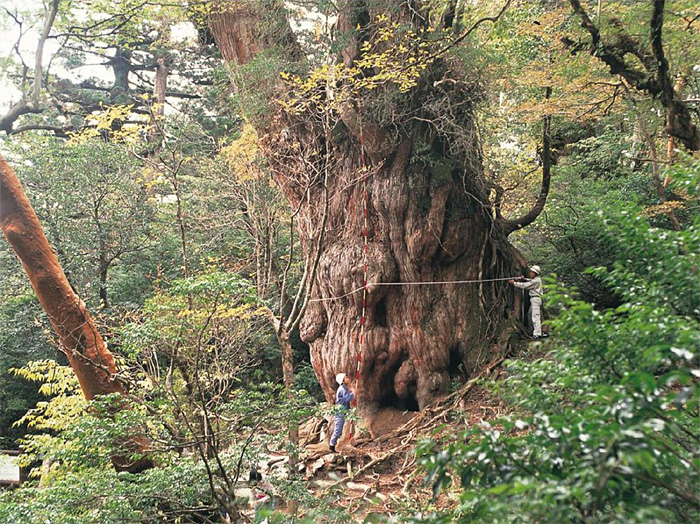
[512,279,537,290]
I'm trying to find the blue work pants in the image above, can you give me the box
[330,414,346,446]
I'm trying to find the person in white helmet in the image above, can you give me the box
[509,265,545,339]
[329,372,355,452]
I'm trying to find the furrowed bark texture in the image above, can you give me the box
[210,2,524,420]
[0,155,151,472]
[297,127,519,414]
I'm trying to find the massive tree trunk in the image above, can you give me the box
[298,128,519,415]
[210,2,525,425]
[0,155,151,472]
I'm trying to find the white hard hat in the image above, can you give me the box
[335,373,346,385]
[530,265,541,275]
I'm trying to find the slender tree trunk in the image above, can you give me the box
[147,55,168,150]
[171,172,189,279]
[637,119,681,231]
[99,255,110,308]
[278,328,299,444]
[95,207,111,307]
[154,57,168,118]
[667,72,688,164]
[0,155,151,472]
[265,307,299,449]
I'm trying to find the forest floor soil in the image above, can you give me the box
[292,352,516,521]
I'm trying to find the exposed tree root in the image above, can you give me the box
[373,353,508,444]
[317,352,511,493]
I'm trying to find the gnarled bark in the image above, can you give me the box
[210,1,524,426]
[295,128,519,415]
[0,155,151,472]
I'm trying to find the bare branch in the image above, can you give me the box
[33,0,60,106]
[501,87,552,236]
[74,80,202,100]
[0,0,60,134]
[568,0,699,150]
[8,123,71,137]
[4,8,30,71]
[431,0,512,59]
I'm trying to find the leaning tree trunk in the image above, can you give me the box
[0,154,151,472]
[209,1,525,427]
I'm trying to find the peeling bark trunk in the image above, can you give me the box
[210,2,524,425]
[209,4,262,65]
[0,155,151,472]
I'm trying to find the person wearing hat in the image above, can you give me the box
[329,372,355,452]
[508,265,545,339]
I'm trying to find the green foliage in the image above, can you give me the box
[5,136,156,307]
[660,154,700,225]
[515,133,699,308]
[1,370,319,523]
[237,48,299,126]
[513,165,624,307]
[477,0,699,226]
[1,453,231,523]
[563,127,636,181]
[119,269,267,365]
[2,3,697,523]
[0,292,56,447]
[294,361,325,402]
[10,360,84,435]
[416,172,700,523]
